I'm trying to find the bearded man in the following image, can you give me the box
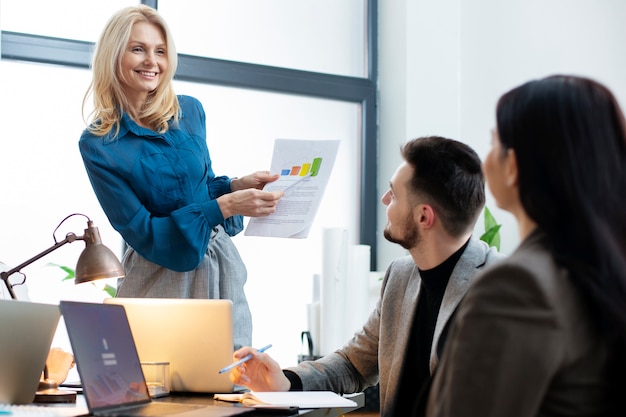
[230,136,504,417]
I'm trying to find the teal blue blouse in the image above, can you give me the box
[79,95,239,272]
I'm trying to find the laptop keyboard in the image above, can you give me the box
[0,404,63,417]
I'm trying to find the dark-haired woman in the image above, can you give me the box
[427,75,626,416]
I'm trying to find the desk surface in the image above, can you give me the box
[39,392,364,417]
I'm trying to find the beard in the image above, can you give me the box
[383,215,420,250]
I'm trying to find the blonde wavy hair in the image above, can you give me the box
[83,5,179,136]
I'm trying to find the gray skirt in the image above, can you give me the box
[116,224,252,349]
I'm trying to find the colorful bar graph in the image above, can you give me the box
[280,157,323,177]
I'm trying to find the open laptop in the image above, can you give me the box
[103,298,234,393]
[0,299,60,404]
[60,301,248,417]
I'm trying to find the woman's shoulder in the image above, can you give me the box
[79,121,126,147]
[176,95,205,120]
[470,235,568,311]
[177,95,202,110]
[79,126,103,145]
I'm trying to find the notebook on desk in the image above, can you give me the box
[59,301,248,417]
[103,298,235,394]
[0,299,61,405]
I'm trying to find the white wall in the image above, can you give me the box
[378,0,626,267]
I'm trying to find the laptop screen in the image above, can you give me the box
[0,300,61,405]
[60,301,151,411]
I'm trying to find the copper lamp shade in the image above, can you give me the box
[74,221,125,284]
[1,215,125,299]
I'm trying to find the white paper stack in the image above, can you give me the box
[317,228,372,355]
[320,227,349,355]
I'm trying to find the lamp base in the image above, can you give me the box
[33,379,76,403]
[33,388,77,403]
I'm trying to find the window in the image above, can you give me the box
[0,0,377,365]
[159,0,368,77]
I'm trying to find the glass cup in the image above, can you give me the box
[140,361,170,398]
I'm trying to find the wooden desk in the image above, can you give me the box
[41,392,364,417]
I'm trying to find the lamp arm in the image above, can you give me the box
[1,233,81,299]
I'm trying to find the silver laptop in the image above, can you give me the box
[104,298,234,393]
[59,301,248,417]
[0,299,61,404]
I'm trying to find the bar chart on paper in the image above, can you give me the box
[281,157,323,177]
[245,139,340,238]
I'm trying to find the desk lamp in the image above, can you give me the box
[0,213,125,403]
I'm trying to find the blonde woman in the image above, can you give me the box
[79,5,283,349]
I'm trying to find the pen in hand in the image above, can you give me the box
[218,344,272,374]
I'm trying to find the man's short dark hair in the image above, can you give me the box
[401,136,485,237]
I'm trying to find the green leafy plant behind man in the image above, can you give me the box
[479,206,501,251]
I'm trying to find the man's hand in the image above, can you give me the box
[228,346,291,392]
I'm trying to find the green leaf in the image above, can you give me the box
[492,233,501,252]
[481,224,501,241]
[480,224,501,251]
[103,284,117,298]
[46,262,75,281]
[47,262,117,297]
[484,206,498,231]
[479,207,502,251]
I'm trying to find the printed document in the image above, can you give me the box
[244,139,340,238]
[213,391,357,409]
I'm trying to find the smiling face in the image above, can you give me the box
[381,162,420,250]
[118,21,168,104]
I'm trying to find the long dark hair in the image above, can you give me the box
[496,75,626,383]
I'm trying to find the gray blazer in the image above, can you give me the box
[427,230,613,416]
[286,236,503,417]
